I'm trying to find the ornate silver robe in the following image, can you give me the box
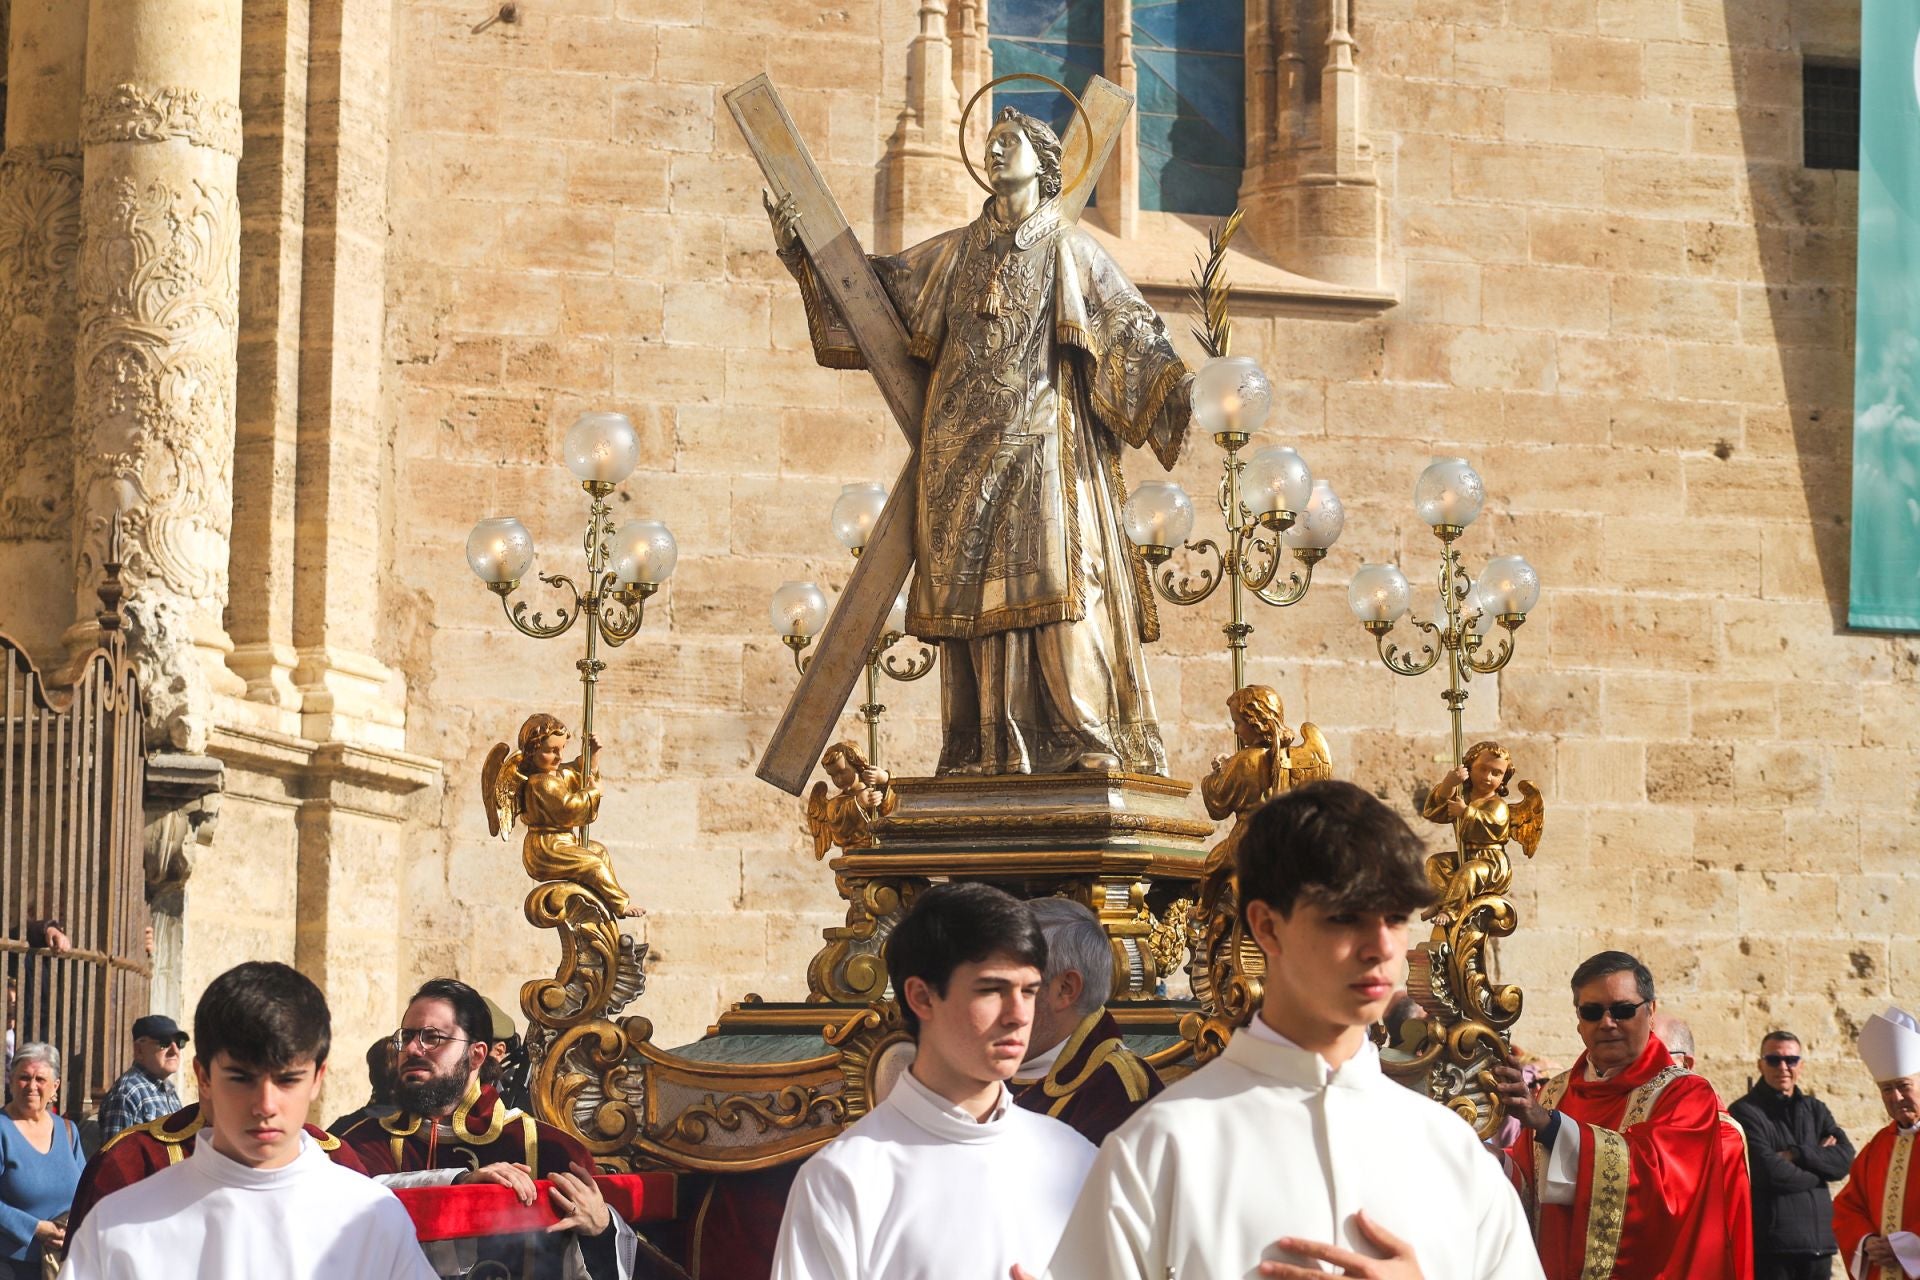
[790,198,1189,774]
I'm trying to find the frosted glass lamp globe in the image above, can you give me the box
[770,581,829,640]
[1242,446,1313,529]
[1479,554,1541,617]
[1122,481,1196,556]
[1281,481,1346,551]
[1413,457,1485,532]
[612,519,678,589]
[1348,563,1412,625]
[830,482,889,555]
[563,411,641,486]
[466,517,535,587]
[1190,356,1272,438]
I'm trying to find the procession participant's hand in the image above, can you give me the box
[546,1162,612,1236]
[1822,1135,1839,1147]
[32,1219,64,1251]
[43,925,70,953]
[1492,1065,1553,1131]
[1010,1267,1038,1280]
[458,1161,537,1206]
[1263,1211,1423,1279]
[1864,1235,1898,1269]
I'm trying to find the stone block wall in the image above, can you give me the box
[374,0,1914,1139]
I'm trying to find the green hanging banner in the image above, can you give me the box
[1850,0,1920,630]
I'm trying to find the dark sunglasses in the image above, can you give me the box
[1576,998,1650,1023]
[1763,1053,1802,1067]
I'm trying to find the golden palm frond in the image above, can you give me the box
[1189,207,1245,358]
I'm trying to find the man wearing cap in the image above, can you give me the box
[1834,1006,1920,1280]
[96,1015,187,1142]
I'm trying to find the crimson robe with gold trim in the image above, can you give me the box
[1506,1037,1753,1279]
[1014,1009,1164,1147]
[68,1103,363,1232]
[1833,1123,1920,1277]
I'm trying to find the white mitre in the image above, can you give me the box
[1859,1005,1920,1082]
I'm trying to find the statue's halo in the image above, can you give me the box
[958,72,1095,199]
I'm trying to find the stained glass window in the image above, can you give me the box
[1133,0,1245,214]
[988,0,1106,141]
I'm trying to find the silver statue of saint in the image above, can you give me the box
[770,107,1192,776]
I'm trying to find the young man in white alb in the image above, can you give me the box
[61,961,435,1280]
[773,882,1095,1280]
[1022,780,1545,1280]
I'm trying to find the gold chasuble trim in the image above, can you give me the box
[1581,1126,1631,1280]
[1883,1132,1915,1280]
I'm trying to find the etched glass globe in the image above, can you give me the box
[830,482,889,553]
[1122,481,1196,550]
[1347,563,1412,624]
[1242,446,1313,526]
[612,519,678,588]
[1190,356,1272,437]
[1281,481,1346,551]
[466,517,535,586]
[769,581,829,639]
[563,411,641,485]
[1478,554,1541,616]
[1413,457,1485,530]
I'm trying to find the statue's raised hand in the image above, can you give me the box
[763,189,803,256]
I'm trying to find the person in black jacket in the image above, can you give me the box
[1727,1029,1856,1280]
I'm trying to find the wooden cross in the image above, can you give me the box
[725,73,1136,795]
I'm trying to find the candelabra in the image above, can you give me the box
[770,482,936,768]
[464,411,680,838]
[1344,457,1540,767]
[1120,356,1345,691]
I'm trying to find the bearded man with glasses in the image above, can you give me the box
[335,978,682,1279]
[1727,1030,1854,1280]
[1492,950,1754,1279]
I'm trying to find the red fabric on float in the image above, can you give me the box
[395,1173,679,1241]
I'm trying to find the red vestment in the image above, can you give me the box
[68,1103,364,1232]
[1833,1123,1920,1278]
[1506,1036,1753,1280]
[1013,1008,1165,1146]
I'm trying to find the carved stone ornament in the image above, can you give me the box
[81,83,245,158]
[0,148,82,541]
[72,173,240,749]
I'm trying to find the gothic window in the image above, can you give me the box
[988,0,1246,216]
[1133,0,1245,214]
[988,0,1104,134]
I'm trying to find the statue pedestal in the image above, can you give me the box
[869,771,1213,857]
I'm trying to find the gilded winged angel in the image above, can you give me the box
[481,712,641,918]
[769,105,1191,776]
[804,740,897,859]
[1418,739,1543,925]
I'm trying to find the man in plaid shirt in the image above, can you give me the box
[96,1014,186,1141]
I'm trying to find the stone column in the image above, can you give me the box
[1097,0,1139,239]
[73,0,248,751]
[0,1,86,670]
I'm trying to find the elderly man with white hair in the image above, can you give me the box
[1012,899,1163,1145]
[1834,1006,1920,1279]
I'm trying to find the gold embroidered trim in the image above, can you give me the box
[1057,359,1087,629]
[1581,1126,1631,1280]
[1538,1071,1572,1111]
[1037,1012,1150,1105]
[1883,1131,1915,1280]
[1622,1065,1688,1127]
[103,1109,205,1163]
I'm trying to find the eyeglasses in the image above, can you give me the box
[1576,999,1651,1023]
[1763,1054,1803,1067]
[391,1028,471,1052]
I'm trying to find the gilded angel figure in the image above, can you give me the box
[1418,739,1543,924]
[481,712,641,918]
[1200,685,1332,867]
[805,741,897,859]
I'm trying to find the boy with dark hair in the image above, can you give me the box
[1026,780,1542,1280]
[59,961,434,1279]
[773,882,1095,1280]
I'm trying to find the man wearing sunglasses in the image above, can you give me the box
[97,1015,189,1142]
[1727,1031,1853,1280]
[1494,950,1752,1279]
